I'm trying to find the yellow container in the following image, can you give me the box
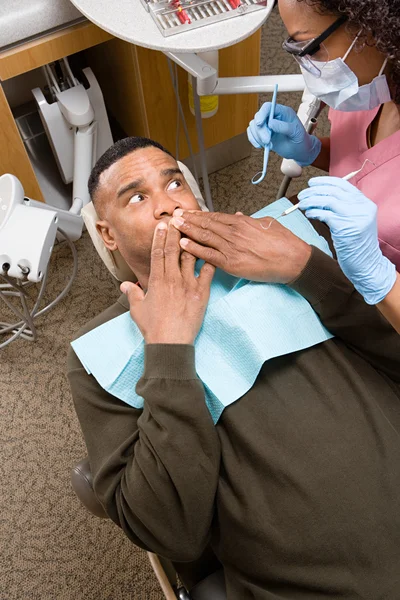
[188,50,219,119]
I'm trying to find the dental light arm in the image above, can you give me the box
[165,51,306,96]
[56,84,97,210]
[32,61,112,216]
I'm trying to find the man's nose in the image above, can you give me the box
[154,195,182,219]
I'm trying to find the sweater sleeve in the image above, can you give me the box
[288,246,400,383]
[68,344,220,562]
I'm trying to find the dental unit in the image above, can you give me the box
[0,57,113,348]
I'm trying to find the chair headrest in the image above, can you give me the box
[81,161,207,282]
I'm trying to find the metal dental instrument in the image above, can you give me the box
[261,159,376,231]
[252,84,278,185]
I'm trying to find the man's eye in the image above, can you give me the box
[128,194,144,204]
[168,179,182,190]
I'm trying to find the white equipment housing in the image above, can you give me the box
[0,171,24,229]
[0,174,58,283]
[0,171,79,349]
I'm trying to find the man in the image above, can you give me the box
[68,137,400,599]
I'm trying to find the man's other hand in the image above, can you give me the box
[120,221,215,345]
[170,210,311,284]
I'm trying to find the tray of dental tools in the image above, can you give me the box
[140,0,268,37]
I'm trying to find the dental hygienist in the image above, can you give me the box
[248,0,400,272]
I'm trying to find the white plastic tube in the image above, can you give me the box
[280,86,320,178]
[73,122,97,208]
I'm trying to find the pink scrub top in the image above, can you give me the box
[329,106,400,271]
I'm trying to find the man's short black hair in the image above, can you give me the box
[88,136,174,206]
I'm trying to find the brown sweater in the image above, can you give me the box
[68,248,400,599]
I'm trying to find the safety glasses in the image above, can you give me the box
[282,14,348,77]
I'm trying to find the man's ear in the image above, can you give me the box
[96,220,118,251]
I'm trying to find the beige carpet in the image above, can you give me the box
[1,10,328,600]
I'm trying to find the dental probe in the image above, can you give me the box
[262,159,375,230]
[252,84,279,185]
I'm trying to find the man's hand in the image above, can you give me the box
[120,221,215,345]
[170,210,312,284]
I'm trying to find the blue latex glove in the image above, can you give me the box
[298,176,397,305]
[247,103,321,167]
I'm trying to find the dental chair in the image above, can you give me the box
[70,161,227,599]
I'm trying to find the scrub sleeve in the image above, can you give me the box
[328,106,400,270]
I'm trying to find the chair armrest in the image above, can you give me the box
[70,457,108,519]
[189,569,226,600]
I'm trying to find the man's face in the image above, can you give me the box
[96,146,200,277]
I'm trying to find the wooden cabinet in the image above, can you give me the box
[86,31,261,159]
[0,20,260,202]
[0,84,44,200]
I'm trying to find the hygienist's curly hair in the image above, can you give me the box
[299,0,400,104]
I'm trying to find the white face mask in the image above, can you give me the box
[300,36,392,111]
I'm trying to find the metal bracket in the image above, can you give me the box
[165,51,218,95]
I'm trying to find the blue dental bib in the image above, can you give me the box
[72,198,333,423]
